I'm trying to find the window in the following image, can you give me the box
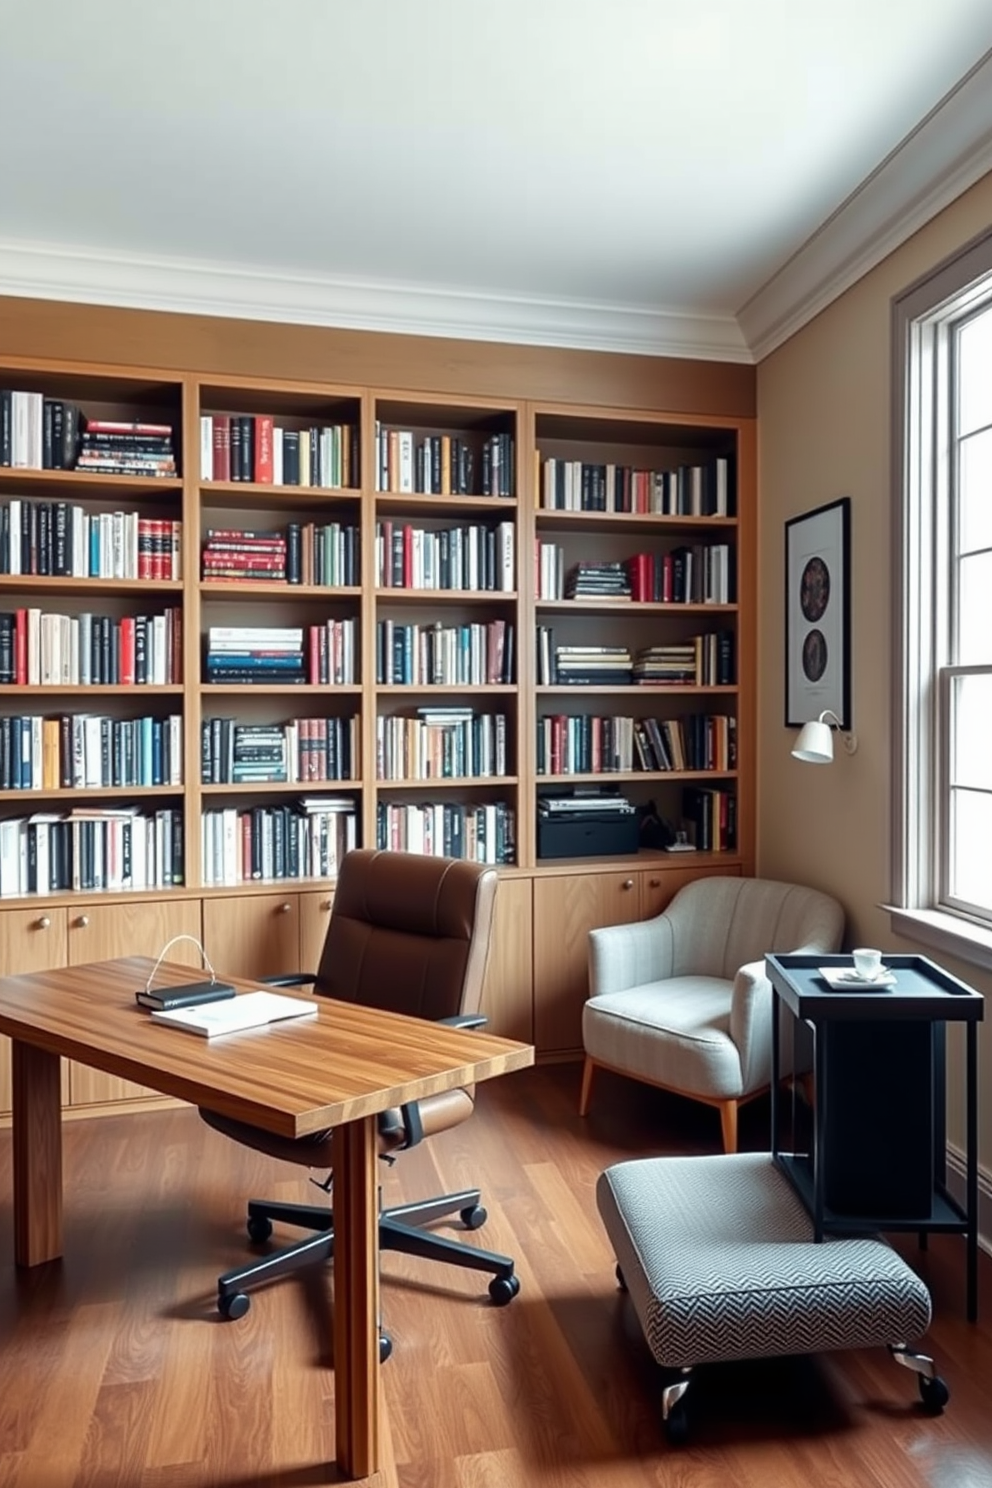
[892,229,992,970]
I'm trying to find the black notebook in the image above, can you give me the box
[135,981,236,1012]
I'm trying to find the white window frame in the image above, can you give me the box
[890,227,992,972]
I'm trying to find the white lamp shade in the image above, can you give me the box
[792,719,834,763]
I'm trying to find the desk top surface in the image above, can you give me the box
[0,956,534,1137]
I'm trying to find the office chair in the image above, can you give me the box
[199,848,520,1354]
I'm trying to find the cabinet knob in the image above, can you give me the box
[321,899,332,912]
[76,915,89,928]
[280,902,292,914]
[36,915,51,930]
[622,879,634,890]
[649,879,661,889]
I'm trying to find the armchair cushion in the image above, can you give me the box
[583,976,742,1098]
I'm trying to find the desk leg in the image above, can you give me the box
[332,1116,381,1480]
[12,1040,63,1267]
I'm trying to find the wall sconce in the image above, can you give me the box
[791,709,858,764]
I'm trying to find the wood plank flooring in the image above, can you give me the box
[0,1064,990,1488]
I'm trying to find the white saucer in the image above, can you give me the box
[818,965,896,990]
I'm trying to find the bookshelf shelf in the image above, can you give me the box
[199,582,362,600]
[534,599,738,615]
[0,784,182,802]
[201,781,362,796]
[197,683,363,696]
[537,769,738,784]
[376,776,520,790]
[1,577,183,595]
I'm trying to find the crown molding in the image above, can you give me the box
[0,237,752,364]
[740,47,992,362]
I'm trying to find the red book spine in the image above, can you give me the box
[254,416,274,483]
[403,525,413,588]
[14,609,27,685]
[84,420,173,436]
[212,416,231,481]
[241,812,252,882]
[119,617,136,686]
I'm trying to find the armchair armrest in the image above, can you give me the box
[729,961,774,1091]
[588,915,675,997]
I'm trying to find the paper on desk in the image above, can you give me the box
[149,990,318,1037]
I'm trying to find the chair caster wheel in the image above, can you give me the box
[664,1400,688,1445]
[460,1204,487,1230]
[379,1333,393,1364]
[919,1374,949,1413]
[489,1273,520,1306]
[247,1214,273,1243]
[616,1264,627,1292]
[219,1291,250,1320]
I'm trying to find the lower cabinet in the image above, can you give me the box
[0,907,70,1116]
[66,899,203,1108]
[479,876,533,1041]
[202,892,304,982]
[299,889,334,979]
[533,870,642,1056]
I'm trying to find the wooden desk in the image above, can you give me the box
[0,956,534,1481]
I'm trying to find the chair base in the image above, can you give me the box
[217,1187,520,1323]
[580,1056,772,1154]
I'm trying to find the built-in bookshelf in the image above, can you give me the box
[0,359,752,900]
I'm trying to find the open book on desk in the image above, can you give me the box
[149,990,318,1038]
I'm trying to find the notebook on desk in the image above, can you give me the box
[149,990,319,1038]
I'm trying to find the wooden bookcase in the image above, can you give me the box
[0,308,756,1113]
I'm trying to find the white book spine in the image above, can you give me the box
[200,416,213,480]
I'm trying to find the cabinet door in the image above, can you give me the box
[533,871,640,1056]
[0,907,69,1116]
[202,893,301,982]
[639,863,740,921]
[479,876,533,1042]
[298,890,334,981]
[66,899,202,1107]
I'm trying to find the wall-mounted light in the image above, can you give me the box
[791,709,858,764]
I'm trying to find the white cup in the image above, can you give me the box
[852,947,883,980]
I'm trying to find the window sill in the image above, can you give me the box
[883,905,992,975]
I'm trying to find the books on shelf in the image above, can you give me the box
[201,716,357,784]
[200,522,360,586]
[0,713,182,790]
[681,785,737,852]
[204,623,357,687]
[201,796,357,885]
[199,414,357,487]
[0,805,183,896]
[538,454,732,516]
[0,502,181,580]
[376,710,508,781]
[375,618,513,686]
[375,424,514,497]
[376,799,515,864]
[375,519,514,591]
[0,607,181,686]
[75,419,177,478]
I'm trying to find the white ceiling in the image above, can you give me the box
[2,0,992,362]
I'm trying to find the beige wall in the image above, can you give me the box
[756,170,992,1168]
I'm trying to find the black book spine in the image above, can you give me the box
[229,418,243,481]
[286,523,302,584]
[240,416,253,482]
[42,400,55,469]
[0,390,11,465]
[62,404,79,468]
[282,430,300,486]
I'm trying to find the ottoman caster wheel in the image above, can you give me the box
[919,1374,949,1413]
[219,1291,250,1321]
[664,1400,688,1446]
[489,1274,520,1306]
[460,1204,487,1230]
[247,1214,273,1243]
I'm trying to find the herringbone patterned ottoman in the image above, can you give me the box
[597,1152,932,1379]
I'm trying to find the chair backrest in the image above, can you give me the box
[313,848,498,1020]
[664,875,844,979]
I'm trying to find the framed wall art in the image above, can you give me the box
[784,496,851,729]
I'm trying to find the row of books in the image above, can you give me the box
[0,608,182,686]
[0,807,184,896]
[376,709,509,781]
[375,619,514,686]
[204,623,357,687]
[200,797,357,885]
[375,800,515,864]
[0,393,81,470]
[199,414,357,488]
[375,426,515,497]
[536,713,735,775]
[200,522,360,586]
[375,519,515,593]
[538,455,732,516]
[0,502,182,580]
[681,785,737,852]
[200,717,358,784]
[0,714,183,791]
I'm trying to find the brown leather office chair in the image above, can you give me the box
[199,848,519,1353]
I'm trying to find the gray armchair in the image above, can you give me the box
[579,876,844,1151]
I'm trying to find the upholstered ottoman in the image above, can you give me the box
[596,1152,947,1442]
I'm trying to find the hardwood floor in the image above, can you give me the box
[0,1064,990,1488]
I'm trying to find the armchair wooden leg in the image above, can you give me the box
[579,1058,596,1116]
[719,1100,738,1154]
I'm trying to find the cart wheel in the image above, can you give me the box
[460,1204,487,1230]
[246,1214,273,1243]
[919,1374,949,1413]
[488,1274,520,1306]
[219,1291,250,1321]
[664,1399,688,1445]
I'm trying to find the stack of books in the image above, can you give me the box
[75,419,177,478]
[201,528,287,582]
[205,627,304,685]
[554,645,632,685]
[632,645,698,685]
[564,561,632,600]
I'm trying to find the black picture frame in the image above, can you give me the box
[785,496,851,729]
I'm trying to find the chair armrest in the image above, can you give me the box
[438,1013,488,1031]
[588,915,675,997]
[259,973,317,988]
[729,960,775,1091]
